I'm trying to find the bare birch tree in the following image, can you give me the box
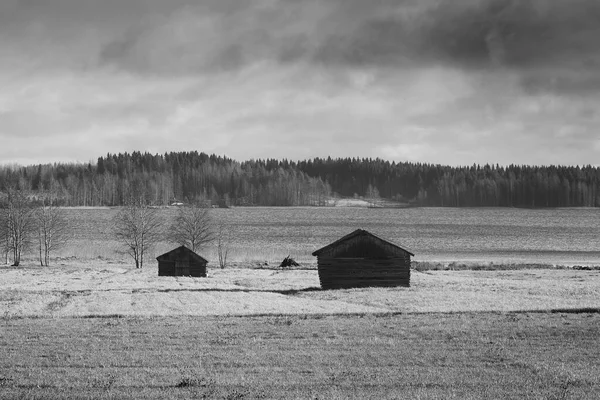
[35,197,70,266]
[0,189,35,266]
[168,205,214,252]
[0,204,9,265]
[113,195,163,268]
[365,184,381,208]
[216,222,232,269]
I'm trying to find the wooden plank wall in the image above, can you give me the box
[188,263,207,277]
[158,261,175,276]
[159,261,206,277]
[317,256,410,289]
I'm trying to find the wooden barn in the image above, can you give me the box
[312,229,414,289]
[156,246,208,277]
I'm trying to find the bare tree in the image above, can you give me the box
[216,222,232,269]
[113,195,163,268]
[0,189,35,266]
[35,197,70,267]
[366,184,381,208]
[168,205,214,252]
[0,205,9,265]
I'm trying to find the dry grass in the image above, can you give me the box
[0,313,599,399]
[413,260,600,271]
[2,262,600,318]
[303,269,600,314]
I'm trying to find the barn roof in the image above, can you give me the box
[156,245,208,263]
[312,229,415,257]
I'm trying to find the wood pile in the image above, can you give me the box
[279,255,300,268]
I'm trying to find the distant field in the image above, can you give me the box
[43,206,600,268]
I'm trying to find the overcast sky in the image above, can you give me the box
[1,0,599,166]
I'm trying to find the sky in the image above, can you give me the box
[1,0,599,167]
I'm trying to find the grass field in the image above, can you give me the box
[1,264,599,397]
[2,263,600,317]
[1,313,599,399]
[2,206,600,398]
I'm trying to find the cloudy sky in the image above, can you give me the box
[1,0,599,166]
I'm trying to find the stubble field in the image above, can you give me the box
[2,313,599,399]
[1,206,600,398]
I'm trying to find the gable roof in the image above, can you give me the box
[156,245,208,263]
[312,229,415,257]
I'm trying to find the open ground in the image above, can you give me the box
[1,262,600,398]
[1,206,600,398]
[1,311,599,399]
[2,263,600,318]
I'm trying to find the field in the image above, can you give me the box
[2,313,599,399]
[2,264,600,318]
[2,207,600,398]
[50,206,600,266]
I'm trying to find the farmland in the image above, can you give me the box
[53,206,600,266]
[1,206,600,398]
[2,265,600,318]
[2,312,599,399]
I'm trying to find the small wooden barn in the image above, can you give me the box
[156,246,208,277]
[312,229,414,289]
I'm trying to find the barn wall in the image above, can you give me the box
[159,260,207,277]
[317,256,410,289]
[158,261,175,276]
[189,263,207,277]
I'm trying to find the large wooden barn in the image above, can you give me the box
[312,229,414,289]
[156,246,208,277]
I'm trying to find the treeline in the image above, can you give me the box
[0,152,599,207]
[0,152,331,207]
[296,158,600,207]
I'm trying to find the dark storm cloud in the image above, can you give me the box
[85,0,600,97]
[311,0,600,70]
[3,0,599,75]
[302,0,600,98]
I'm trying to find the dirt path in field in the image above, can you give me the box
[2,263,600,318]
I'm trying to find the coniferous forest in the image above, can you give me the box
[0,151,598,207]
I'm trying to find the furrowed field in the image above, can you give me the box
[1,206,600,399]
[53,206,600,265]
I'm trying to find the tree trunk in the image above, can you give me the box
[39,231,44,267]
[12,246,20,266]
